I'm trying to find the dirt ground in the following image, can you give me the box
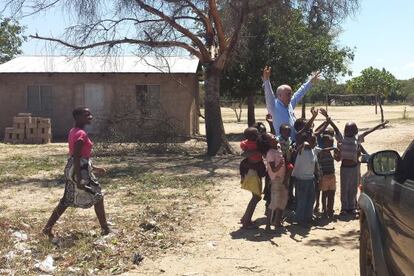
[1,105,413,275]
[130,105,414,276]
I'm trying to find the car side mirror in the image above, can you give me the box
[370,150,401,176]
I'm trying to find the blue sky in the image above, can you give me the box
[18,0,414,80]
[337,0,414,80]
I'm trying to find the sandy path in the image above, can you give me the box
[129,105,414,275]
[132,175,360,276]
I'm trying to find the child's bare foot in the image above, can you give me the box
[101,226,111,236]
[241,221,258,230]
[42,227,54,238]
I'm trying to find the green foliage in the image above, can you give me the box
[0,18,25,63]
[221,7,354,100]
[347,67,399,97]
[398,78,414,102]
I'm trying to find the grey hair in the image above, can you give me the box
[276,84,292,98]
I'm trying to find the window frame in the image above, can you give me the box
[135,84,161,117]
[26,85,53,114]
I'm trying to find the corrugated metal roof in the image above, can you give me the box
[0,56,200,73]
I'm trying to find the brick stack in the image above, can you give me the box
[4,113,52,144]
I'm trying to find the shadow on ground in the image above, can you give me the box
[304,229,359,249]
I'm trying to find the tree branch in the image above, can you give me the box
[134,0,211,62]
[215,0,248,69]
[208,0,227,52]
[29,34,202,59]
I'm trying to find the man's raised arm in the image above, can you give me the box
[291,71,320,108]
[263,66,276,113]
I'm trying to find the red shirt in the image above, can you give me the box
[68,128,93,158]
[240,139,262,161]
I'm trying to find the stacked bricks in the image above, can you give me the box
[4,113,52,144]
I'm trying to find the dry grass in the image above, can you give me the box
[0,145,214,275]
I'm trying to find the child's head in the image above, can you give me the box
[72,107,93,125]
[253,122,267,134]
[294,118,307,132]
[322,135,334,148]
[344,122,358,137]
[268,134,279,149]
[279,124,291,139]
[295,132,307,147]
[323,127,334,137]
[244,127,259,141]
[257,133,272,154]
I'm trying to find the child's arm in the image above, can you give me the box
[333,148,341,161]
[297,107,318,134]
[92,165,106,176]
[320,146,336,152]
[360,144,368,155]
[359,120,389,139]
[314,121,329,136]
[269,159,285,173]
[319,108,342,139]
[327,117,343,141]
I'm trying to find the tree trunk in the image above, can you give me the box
[301,96,306,118]
[204,65,233,156]
[379,96,384,123]
[375,94,378,114]
[247,94,255,127]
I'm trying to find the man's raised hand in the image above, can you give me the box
[263,66,271,81]
[310,71,321,85]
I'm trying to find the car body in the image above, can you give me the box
[358,141,414,276]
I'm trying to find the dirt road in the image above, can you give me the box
[130,105,414,276]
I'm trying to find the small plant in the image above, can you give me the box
[402,106,409,120]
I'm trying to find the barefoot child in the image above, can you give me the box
[42,107,110,238]
[265,135,286,230]
[318,134,340,219]
[293,128,336,225]
[338,120,388,215]
[239,127,266,229]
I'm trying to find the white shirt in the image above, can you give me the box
[292,147,320,180]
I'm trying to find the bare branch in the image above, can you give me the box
[29,34,202,59]
[22,0,61,18]
[208,0,226,52]
[134,0,211,62]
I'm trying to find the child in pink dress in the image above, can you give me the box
[265,135,286,230]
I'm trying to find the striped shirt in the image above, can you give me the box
[318,151,335,175]
[339,135,363,162]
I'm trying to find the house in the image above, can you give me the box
[0,56,200,141]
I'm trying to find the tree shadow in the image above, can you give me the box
[304,229,360,249]
[226,132,244,142]
[1,152,242,190]
[0,176,65,189]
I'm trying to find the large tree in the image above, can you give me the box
[2,0,358,155]
[0,18,24,63]
[347,66,399,122]
[221,6,354,124]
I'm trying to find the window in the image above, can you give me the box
[136,85,160,116]
[27,85,53,115]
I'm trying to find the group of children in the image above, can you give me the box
[239,107,388,230]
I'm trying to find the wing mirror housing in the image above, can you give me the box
[369,150,401,176]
